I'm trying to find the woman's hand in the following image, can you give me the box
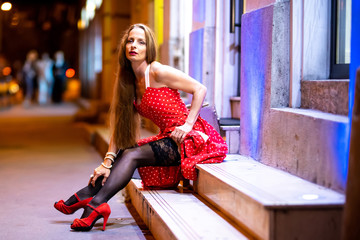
[89,164,111,187]
[170,122,193,144]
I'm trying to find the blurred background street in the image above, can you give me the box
[0,103,153,240]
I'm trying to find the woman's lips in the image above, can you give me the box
[129,51,137,55]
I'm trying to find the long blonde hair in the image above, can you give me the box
[110,24,157,149]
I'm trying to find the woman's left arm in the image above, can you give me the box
[152,62,207,143]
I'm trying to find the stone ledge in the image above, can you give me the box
[301,79,349,115]
[194,154,344,240]
[262,107,348,193]
[271,107,348,123]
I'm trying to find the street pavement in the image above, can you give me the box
[0,103,153,240]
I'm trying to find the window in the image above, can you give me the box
[230,0,243,96]
[330,0,352,79]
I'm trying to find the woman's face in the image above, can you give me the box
[126,27,147,63]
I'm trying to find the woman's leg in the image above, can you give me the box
[64,150,125,205]
[80,144,156,217]
[63,177,104,206]
[80,138,180,218]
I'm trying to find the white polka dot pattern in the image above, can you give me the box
[134,87,228,189]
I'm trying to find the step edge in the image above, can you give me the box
[127,179,250,240]
[195,157,344,208]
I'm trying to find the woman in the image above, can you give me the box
[52,51,68,103]
[54,23,227,231]
[36,52,54,104]
[22,50,38,106]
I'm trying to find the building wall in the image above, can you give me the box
[78,0,131,104]
[187,0,240,117]
[240,0,349,192]
[188,0,216,106]
[101,0,131,104]
[131,0,149,26]
[214,0,240,117]
[161,0,192,73]
[245,0,276,13]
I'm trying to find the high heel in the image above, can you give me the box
[54,193,92,215]
[71,203,111,231]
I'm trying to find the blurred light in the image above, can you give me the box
[77,19,86,30]
[87,1,96,11]
[64,78,81,101]
[0,82,7,94]
[66,68,75,78]
[8,82,19,94]
[79,0,100,30]
[301,194,319,200]
[11,13,20,26]
[2,67,11,76]
[95,0,102,9]
[79,0,101,30]
[1,2,12,11]
[68,79,80,91]
[86,0,96,21]
[80,8,89,28]
[42,21,51,31]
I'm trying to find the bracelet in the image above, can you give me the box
[106,152,117,158]
[101,162,112,169]
[104,156,114,163]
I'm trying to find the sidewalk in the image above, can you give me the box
[0,103,153,240]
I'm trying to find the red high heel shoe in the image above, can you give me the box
[54,193,92,215]
[71,203,111,231]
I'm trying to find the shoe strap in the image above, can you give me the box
[86,203,100,214]
[74,193,81,202]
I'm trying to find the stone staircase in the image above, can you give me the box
[82,123,345,240]
[194,155,344,240]
[126,179,250,240]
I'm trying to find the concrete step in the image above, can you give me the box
[193,154,345,240]
[126,179,252,240]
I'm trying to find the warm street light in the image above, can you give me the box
[1,2,12,11]
[0,2,12,52]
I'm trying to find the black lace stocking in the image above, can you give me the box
[149,138,181,166]
[77,138,180,218]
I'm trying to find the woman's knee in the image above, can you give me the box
[121,148,137,159]
[118,148,143,167]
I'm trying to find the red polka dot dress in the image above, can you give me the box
[134,65,228,189]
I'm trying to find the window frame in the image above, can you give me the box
[230,0,243,96]
[330,0,350,79]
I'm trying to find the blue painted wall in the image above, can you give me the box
[346,0,360,182]
[193,0,205,23]
[349,0,360,119]
[240,6,273,159]
[189,28,204,83]
[189,0,206,84]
